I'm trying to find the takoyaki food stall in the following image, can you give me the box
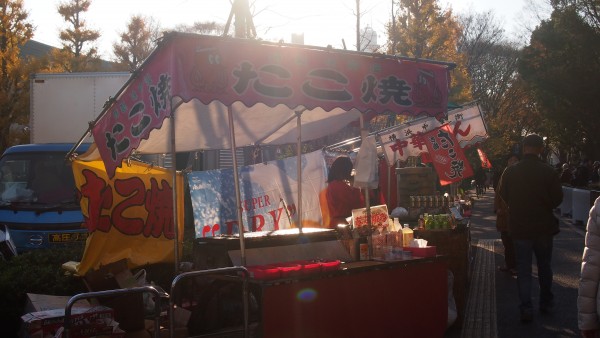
[68,32,456,337]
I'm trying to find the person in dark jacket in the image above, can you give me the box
[590,161,600,185]
[560,163,573,185]
[499,134,563,323]
[495,153,520,275]
[574,159,591,187]
[474,167,487,197]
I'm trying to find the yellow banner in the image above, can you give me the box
[72,159,184,275]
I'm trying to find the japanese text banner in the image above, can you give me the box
[72,159,184,275]
[424,124,474,186]
[187,150,327,237]
[91,34,450,178]
[446,104,488,149]
[377,103,488,166]
[377,117,442,164]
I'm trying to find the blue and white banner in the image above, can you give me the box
[187,150,327,238]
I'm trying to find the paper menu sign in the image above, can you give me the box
[351,204,390,228]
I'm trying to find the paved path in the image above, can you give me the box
[445,189,583,338]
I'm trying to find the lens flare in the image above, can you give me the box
[296,288,317,302]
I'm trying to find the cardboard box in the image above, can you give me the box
[25,293,90,313]
[403,246,437,257]
[21,305,114,338]
[351,204,389,228]
[52,320,124,338]
[83,259,145,332]
[55,321,116,338]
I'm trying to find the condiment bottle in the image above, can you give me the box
[359,236,369,260]
[402,224,414,247]
[394,218,401,232]
[418,214,425,230]
[388,218,395,232]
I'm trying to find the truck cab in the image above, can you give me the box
[0,143,90,253]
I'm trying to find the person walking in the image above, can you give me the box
[578,196,600,338]
[590,161,600,186]
[574,158,592,187]
[495,153,520,276]
[560,163,574,185]
[499,134,563,323]
[475,167,487,197]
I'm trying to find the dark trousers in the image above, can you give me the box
[514,236,554,310]
[500,231,516,269]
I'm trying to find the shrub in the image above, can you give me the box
[0,243,87,337]
[0,234,196,337]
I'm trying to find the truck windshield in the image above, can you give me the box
[0,152,78,207]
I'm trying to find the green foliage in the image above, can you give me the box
[0,239,191,336]
[520,6,600,160]
[0,244,87,336]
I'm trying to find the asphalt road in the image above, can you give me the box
[444,188,584,338]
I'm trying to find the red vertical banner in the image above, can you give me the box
[423,124,474,186]
[477,148,492,169]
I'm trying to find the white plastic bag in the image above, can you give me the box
[353,132,379,189]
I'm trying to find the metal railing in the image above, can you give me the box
[63,285,165,338]
[169,266,250,338]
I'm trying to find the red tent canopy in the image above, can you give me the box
[78,33,453,177]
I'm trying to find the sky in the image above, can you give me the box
[23,0,547,60]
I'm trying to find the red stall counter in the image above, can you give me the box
[254,257,448,338]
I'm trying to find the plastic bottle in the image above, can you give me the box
[394,218,401,232]
[388,218,395,232]
[359,236,369,260]
[418,214,425,230]
[402,224,414,247]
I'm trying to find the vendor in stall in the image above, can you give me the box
[322,156,365,228]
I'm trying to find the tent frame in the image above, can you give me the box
[66,32,457,273]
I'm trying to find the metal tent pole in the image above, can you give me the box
[359,115,372,227]
[170,104,180,274]
[296,110,303,232]
[359,115,373,258]
[228,106,246,266]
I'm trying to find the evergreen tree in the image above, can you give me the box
[520,5,600,160]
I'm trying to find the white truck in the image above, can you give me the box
[29,72,131,144]
[0,72,131,254]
